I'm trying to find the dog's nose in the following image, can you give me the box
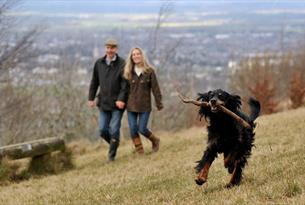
[210,99,217,105]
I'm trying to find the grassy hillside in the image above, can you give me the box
[1,108,305,205]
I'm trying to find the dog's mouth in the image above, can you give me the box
[210,105,219,113]
[209,100,225,113]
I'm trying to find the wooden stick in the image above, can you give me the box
[217,105,251,129]
[177,93,209,107]
[177,91,251,129]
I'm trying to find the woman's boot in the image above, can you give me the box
[132,134,144,154]
[146,132,160,152]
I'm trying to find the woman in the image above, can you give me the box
[123,47,163,154]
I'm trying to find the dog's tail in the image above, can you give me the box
[248,97,261,121]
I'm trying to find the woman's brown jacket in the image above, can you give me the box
[126,69,163,112]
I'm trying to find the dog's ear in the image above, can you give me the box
[197,92,210,102]
[197,92,211,118]
[227,94,241,110]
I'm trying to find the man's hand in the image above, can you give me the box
[157,104,164,111]
[88,100,96,108]
[115,101,125,109]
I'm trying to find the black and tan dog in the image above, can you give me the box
[179,89,260,188]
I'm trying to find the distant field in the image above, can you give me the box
[0,108,305,205]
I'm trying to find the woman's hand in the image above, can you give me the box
[157,104,164,111]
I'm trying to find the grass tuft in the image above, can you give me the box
[284,180,302,198]
[0,158,11,183]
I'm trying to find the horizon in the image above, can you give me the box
[18,0,305,15]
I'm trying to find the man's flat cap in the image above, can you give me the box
[105,38,118,47]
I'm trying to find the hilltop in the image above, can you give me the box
[0,108,305,204]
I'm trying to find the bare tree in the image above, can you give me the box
[143,0,200,130]
[0,0,42,146]
[148,0,175,60]
[40,55,97,141]
[229,53,280,114]
[229,47,305,114]
[289,70,305,109]
[0,0,41,72]
[288,45,305,108]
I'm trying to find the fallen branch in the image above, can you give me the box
[217,105,251,129]
[177,92,251,129]
[177,93,209,107]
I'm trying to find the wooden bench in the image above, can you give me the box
[0,137,65,160]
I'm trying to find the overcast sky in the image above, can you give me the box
[18,0,305,14]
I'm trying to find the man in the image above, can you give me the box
[88,38,128,161]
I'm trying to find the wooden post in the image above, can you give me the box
[0,137,65,160]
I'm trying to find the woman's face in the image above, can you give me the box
[131,49,143,65]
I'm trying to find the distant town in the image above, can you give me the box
[9,1,305,92]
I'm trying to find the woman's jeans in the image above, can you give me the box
[99,109,124,142]
[127,111,151,138]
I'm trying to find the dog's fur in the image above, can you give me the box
[194,89,260,188]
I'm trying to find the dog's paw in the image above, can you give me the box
[225,183,234,189]
[225,182,240,189]
[195,178,206,186]
[227,166,234,174]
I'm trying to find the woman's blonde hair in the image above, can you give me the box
[123,47,154,80]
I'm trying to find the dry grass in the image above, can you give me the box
[0,108,305,205]
[0,157,31,184]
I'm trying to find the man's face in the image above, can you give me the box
[105,45,117,59]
